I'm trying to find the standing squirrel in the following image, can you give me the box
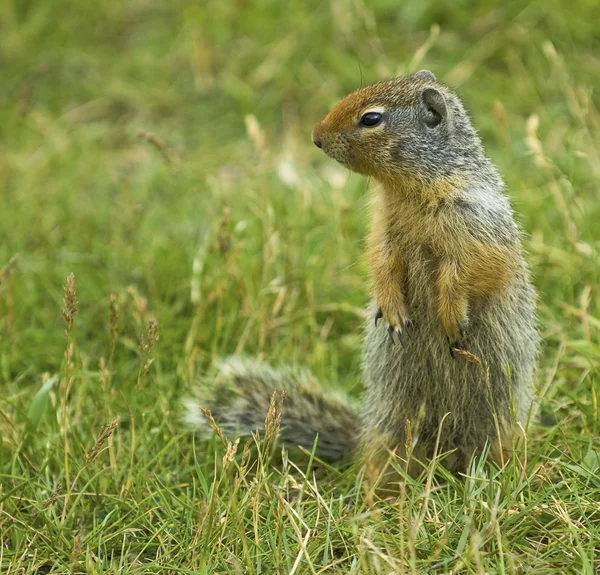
[184,70,539,478]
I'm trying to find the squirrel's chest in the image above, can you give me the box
[385,208,446,253]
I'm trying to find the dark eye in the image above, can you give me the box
[360,112,383,127]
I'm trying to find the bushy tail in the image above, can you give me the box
[183,357,358,462]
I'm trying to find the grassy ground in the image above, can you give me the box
[1,0,599,572]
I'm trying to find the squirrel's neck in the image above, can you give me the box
[374,173,468,209]
[374,156,501,208]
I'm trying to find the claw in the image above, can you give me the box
[448,335,467,359]
[448,322,467,358]
[375,308,383,327]
[386,325,405,347]
[387,325,395,344]
[395,327,404,347]
[403,319,414,338]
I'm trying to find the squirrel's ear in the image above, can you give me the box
[413,69,436,82]
[419,86,448,128]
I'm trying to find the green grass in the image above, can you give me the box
[1,0,599,572]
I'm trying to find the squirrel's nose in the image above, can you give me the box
[312,133,323,149]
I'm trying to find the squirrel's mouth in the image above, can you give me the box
[316,141,353,168]
[329,154,350,167]
[325,148,365,174]
[328,153,353,171]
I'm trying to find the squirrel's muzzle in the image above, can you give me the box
[312,121,341,159]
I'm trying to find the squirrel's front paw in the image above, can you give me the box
[446,320,468,357]
[375,305,413,346]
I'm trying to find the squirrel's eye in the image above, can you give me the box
[360,112,383,127]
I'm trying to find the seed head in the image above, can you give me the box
[109,294,119,345]
[62,273,78,334]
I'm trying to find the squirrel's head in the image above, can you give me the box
[312,70,481,183]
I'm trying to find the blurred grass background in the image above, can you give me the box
[1,0,599,573]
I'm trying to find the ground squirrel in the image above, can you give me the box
[185,70,539,479]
